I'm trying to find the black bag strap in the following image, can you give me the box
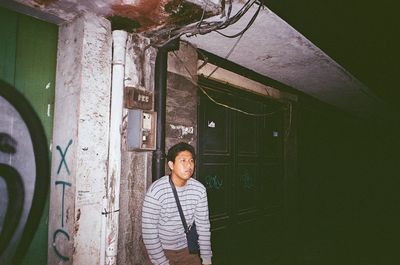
[169,176,189,234]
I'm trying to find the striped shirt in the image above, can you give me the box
[142,175,212,264]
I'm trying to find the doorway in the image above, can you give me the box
[197,78,286,265]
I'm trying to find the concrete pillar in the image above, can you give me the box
[48,13,112,264]
[117,34,156,265]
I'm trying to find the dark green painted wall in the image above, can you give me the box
[0,6,58,264]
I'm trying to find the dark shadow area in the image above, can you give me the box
[266,0,400,111]
[296,101,400,265]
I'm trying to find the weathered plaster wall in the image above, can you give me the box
[117,39,198,265]
[48,13,112,264]
[118,34,156,265]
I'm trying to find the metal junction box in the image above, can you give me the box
[127,109,157,151]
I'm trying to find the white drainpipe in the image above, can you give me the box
[100,30,128,265]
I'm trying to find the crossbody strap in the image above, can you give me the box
[169,176,189,234]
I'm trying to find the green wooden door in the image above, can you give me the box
[198,78,285,265]
[0,6,58,264]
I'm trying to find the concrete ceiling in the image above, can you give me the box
[183,1,395,120]
[266,0,399,114]
[1,0,397,121]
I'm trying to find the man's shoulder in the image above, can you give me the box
[147,175,170,195]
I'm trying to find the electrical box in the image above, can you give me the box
[127,109,157,151]
[124,86,153,110]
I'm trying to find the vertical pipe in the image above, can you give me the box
[152,39,180,182]
[101,30,127,265]
[152,48,167,182]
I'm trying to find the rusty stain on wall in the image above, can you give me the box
[111,0,169,30]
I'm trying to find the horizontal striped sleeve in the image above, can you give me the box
[195,187,213,264]
[142,187,169,265]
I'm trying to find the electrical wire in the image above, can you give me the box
[148,0,261,47]
[198,84,281,117]
[195,0,262,79]
[216,0,258,30]
[196,2,207,28]
[155,0,293,133]
[206,32,244,79]
[215,1,262,38]
[172,50,284,117]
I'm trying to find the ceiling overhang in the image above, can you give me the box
[1,0,395,120]
[183,2,393,120]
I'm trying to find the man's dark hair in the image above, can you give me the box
[167,142,196,163]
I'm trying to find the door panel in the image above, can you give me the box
[200,88,232,154]
[15,14,58,141]
[261,162,284,210]
[236,113,258,154]
[200,163,230,217]
[263,110,284,159]
[0,8,17,84]
[236,162,258,213]
[198,80,285,265]
[0,7,57,265]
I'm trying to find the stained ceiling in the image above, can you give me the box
[1,0,398,121]
[184,1,399,121]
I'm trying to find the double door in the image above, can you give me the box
[197,80,285,265]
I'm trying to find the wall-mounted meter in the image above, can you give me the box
[127,109,157,151]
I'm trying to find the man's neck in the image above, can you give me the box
[170,175,188,187]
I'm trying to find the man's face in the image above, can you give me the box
[168,150,195,186]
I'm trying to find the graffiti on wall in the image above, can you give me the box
[240,170,254,190]
[52,139,73,261]
[204,175,223,190]
[0,80,50,264]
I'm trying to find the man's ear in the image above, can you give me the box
[167,161,174,171]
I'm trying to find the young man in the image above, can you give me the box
[142,142,212,265]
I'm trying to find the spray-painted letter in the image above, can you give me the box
[52,228,70,261]
[56,140,72,175]
[55,180,71,228]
